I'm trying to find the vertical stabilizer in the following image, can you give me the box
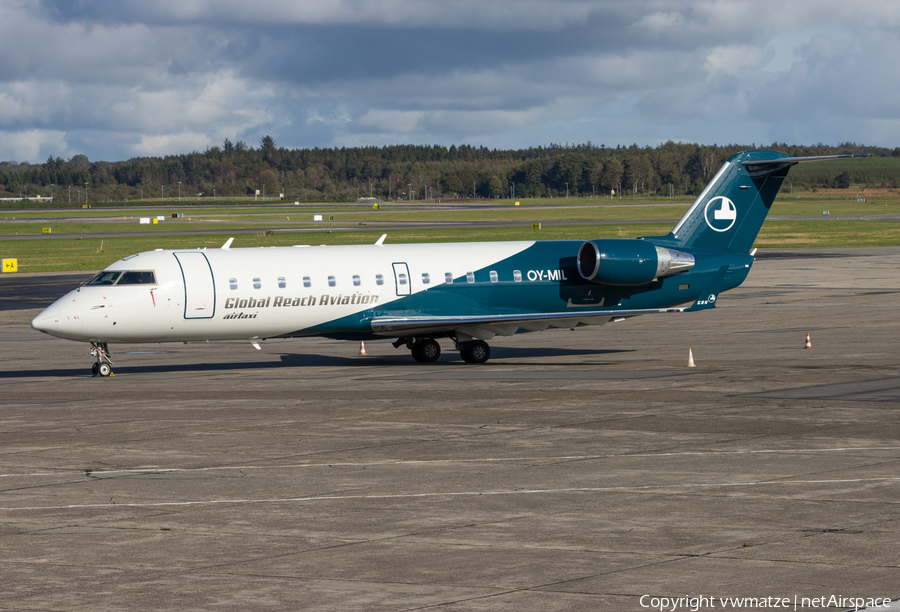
[647,151,863,255]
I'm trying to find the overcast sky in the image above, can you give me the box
[1,0,898,163]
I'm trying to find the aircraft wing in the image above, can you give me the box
[370,306,690,339]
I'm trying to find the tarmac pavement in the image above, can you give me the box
[1,247,898,611]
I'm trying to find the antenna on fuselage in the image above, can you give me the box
[375,234,387,246]
[221,237,234,250]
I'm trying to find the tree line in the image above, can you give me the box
[2,139,899,202]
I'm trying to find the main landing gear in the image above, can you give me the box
[459,340,490,364]
[393,337,491,364]
[90,342,114,377]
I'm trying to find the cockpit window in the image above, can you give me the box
[117,271,157,285]
[85,271,122,286]
[84,270,156,286]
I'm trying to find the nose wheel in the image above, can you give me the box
[90,343,114,377]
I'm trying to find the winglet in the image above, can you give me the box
[375,234,387,246]
[221,237,234,250]
[685,265,729,312]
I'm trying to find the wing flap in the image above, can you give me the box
[369,307,689,338]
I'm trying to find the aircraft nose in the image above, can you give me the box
[31,304,60,334]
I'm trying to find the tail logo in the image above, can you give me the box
[704,196,737,232]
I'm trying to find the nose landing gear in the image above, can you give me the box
[90,343,114,377]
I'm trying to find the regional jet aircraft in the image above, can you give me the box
[31,150,859,376]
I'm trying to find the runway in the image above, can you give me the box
[1,247,899,610]
[3,214,899,241]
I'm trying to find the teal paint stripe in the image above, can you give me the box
[292,240,752,338]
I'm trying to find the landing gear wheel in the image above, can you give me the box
[460,341,490,363]
[460,344,472,363]
[89,342,114,378]
[412,338,441,362]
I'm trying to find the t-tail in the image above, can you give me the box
[647,150,866,255]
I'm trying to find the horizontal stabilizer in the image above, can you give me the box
[742,153,868,167]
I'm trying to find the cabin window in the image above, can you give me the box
[253,277,261,289]
[278,277,286,289]
[352,275,361,286]
[375,274,384,286]
[513,270,522,282]
[229,278,238,290]
[398,273,408,285]
[303,276,311,288]
[489,271,498,283]
[445,272,453,284]
[422,272,430,285]
[117,271,156,285]
[85,271,122,286]
[466,272,475,284]
[328,275,336,287]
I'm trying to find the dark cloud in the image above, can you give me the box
[1,0,898,162]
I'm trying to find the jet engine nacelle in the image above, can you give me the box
[576,239,695,286]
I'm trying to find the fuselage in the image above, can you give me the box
[31,239,752,344]
[29,151,865,372]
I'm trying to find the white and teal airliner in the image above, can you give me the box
[31,151,860,376]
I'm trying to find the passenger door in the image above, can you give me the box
[174,252,216,319]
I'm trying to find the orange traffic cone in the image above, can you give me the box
[687,348,696,367]
[804,333,812,349]
[358,341,368,356]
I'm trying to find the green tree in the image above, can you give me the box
[599,159,623,194]
[625,155,655,194]
[588,162,604,193]
[488,174,506,198]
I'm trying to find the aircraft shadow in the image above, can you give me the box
[4,347,632,378]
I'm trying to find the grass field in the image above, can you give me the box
[3,218,900,273]
[3,193,900,272]
[3,196,899,235]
